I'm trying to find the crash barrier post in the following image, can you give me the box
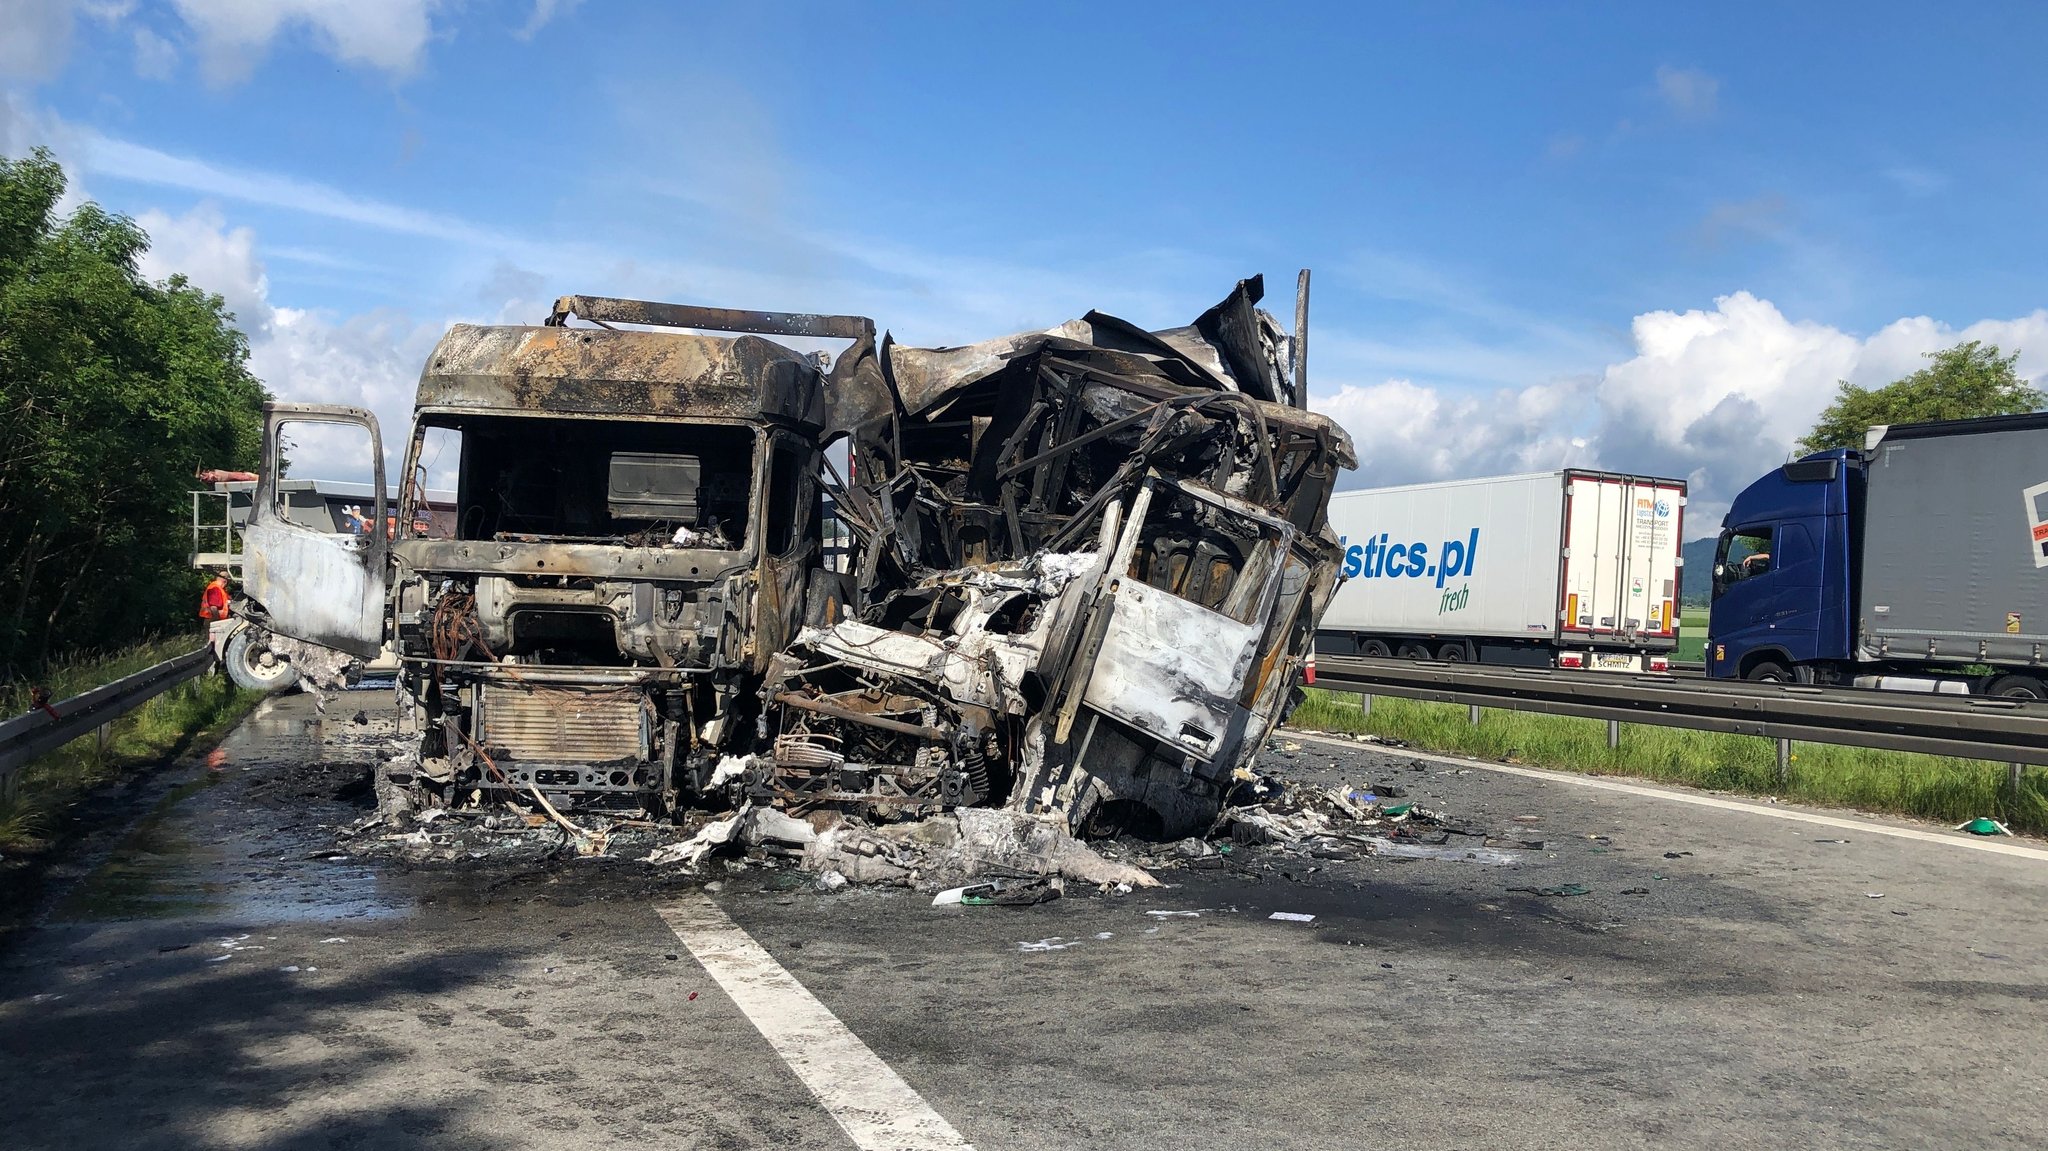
[1357,692,1371,716]
[1468,704,1482,727]
[1775,738,1792,785]
[0,647,213,782]
[1607,719,1621,750]
[2013,762,2026,799]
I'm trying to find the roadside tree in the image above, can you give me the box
[1800,340,2043,453]
[0,148,269,677]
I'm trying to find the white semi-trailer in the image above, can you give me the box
[1318,469,1688,671]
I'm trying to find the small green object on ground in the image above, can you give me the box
[1510,883,1591,897]
[1958,817,2011,836]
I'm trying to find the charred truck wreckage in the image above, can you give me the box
[237,276,1355,850]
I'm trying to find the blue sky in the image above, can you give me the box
[5,1,2045,530]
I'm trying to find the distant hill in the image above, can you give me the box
[1680,537,1717,605]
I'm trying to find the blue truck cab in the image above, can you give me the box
[1706,450,1862,683]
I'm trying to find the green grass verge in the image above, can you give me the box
[1290,688,2046,835]
[0,635,209,715]
[1676,608,1708,662]
[0,641,261,855]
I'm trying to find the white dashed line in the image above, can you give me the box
[655,894,976,1151]
[1288,729,2048,863]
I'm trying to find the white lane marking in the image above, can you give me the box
[1287,730,2048,863]
[655,895,976,1151]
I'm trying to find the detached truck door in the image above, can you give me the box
[240,403,390,658]
[1080,478,1294,773]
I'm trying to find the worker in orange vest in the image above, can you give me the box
[199,571,232,621]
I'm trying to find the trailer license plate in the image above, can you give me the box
[1595,654,1636,670]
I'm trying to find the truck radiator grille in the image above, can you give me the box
[479,683,644,763]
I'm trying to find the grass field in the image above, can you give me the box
[1676,607,1708,663]
[1290,688,2045,835]
[0,637,259,854]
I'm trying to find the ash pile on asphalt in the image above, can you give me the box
[1088,752,1527,878]
[329,737,1521,891]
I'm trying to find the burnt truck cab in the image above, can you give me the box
[240,297,875,814]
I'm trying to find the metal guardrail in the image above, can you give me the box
[0,647,214,781]
[1312,655,2048,769]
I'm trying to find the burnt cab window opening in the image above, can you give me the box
[413,415,758,548]
[272,419,380,536]
[1128,483,1286,624]
[764,435,815,558]
[1715,527,1774,594]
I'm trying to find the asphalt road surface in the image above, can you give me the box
[2,691,2043,1150]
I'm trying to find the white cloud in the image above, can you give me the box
[1312,293,2048,533]
[1655,65,1719,119]
[2,0,435,89]
[65,121,1231,353]
[1318,377,1585,489]
[252,304,441,446]
[167,0,439,85]
[136,203,271,334]
[132,25,178,79]
[0,0,76,82]
[515,0,583,40]
[2,89,38,155]
[1883,166,1948,198]
[72,126,509,246]
[129,199,435,481]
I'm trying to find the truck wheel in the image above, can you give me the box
[1743,659,1791,684]
[1436,642,1468,662]
[224,628,299,693]
[1989,674,2046,700]
[1396,642,1432,660]
[1360,639,1392,659]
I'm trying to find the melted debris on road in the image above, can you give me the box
[334,737,1527,894]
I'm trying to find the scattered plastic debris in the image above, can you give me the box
[1366,840,1520,865]
[1958,818,2012,836]
[1268,912,1317,923]
[804,808,1158,892]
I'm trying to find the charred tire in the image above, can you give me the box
[1359,639,1393,659]
[1989,674,2047,700]
[1743,659,1792,684]
[1396,642,1432,660]
[1436,642,1469,662]
[224,628,299,693]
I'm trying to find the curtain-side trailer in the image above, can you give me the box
[1316,470,1687,672]
[1707,413,2048,697]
